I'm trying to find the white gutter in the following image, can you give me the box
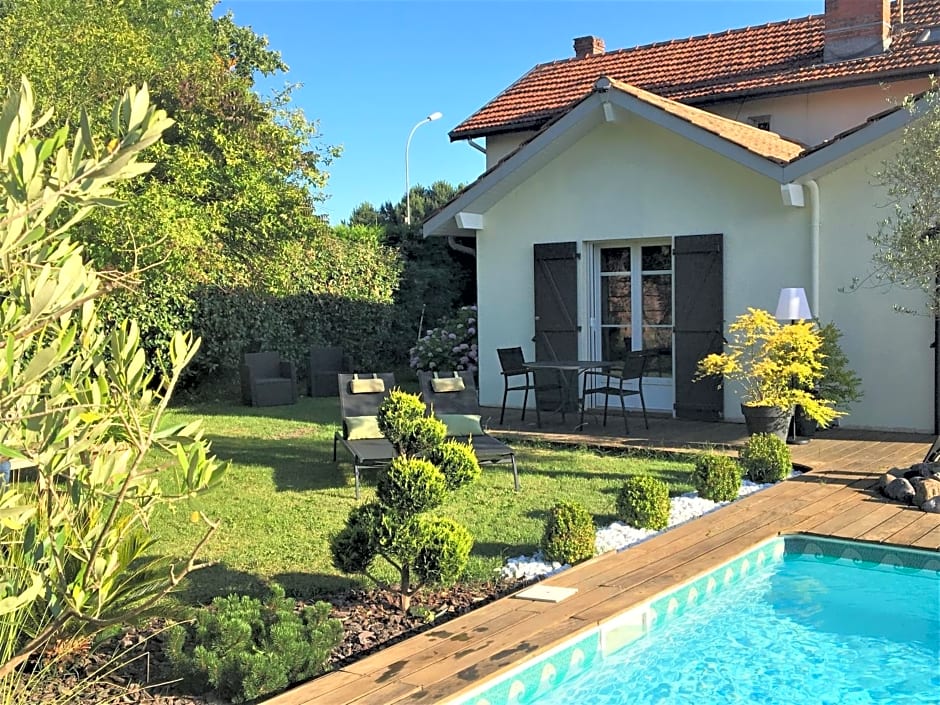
[806,179,821,319]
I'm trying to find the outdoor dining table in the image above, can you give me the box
[522,360,616,421]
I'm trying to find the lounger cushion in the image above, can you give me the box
[349,378,385,394]
[430,376,465,393]
[438,413,483,436]
[346,415,384,440]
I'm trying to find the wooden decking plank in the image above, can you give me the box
[859,505,935,543]
[911,522,940,550]
[883,513,940,547]
[839,500,914,540]
[264,670,365,705]
[797,497,895,537]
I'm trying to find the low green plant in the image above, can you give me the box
[163,584,342,704]
[616,476,671,530]
[541,502,596,564]
[331,389,480,610]
[691,453,743,502]
[740,433,792,483]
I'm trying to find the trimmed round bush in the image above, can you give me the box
[329,503,381,574]
[740,432,791,483]
[377,458,446,514]
[412,516,474,585]
[616,475,670,530]
[378,389,426,448]
[692,453,743,502]
[430,439,481,491]
[407,416,447,457]
[542,501,596,564]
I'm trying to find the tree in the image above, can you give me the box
[865,85,940,432]
[0,79,223,683]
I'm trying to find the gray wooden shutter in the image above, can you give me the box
[534,242,579,412]
[674,234,723,420]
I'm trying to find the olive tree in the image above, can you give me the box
[0,78,224,681]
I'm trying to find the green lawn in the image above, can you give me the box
[152,396,695,604]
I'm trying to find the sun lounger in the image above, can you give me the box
[417,370,520,491]
[333,372,397,499]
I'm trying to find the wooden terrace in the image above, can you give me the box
[267,413,940,705]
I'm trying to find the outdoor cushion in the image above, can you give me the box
[438,413,483,436]
[349,378,385,394]
[346,415,384,440]
[430,376,466,393]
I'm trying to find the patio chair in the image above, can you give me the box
[334,372,397,499]
[417,370,520,491]
[923,436,940,463]
[496,347,541,427]
[580,350,649,434]
[240,352,298,407]
[308,345,349,397]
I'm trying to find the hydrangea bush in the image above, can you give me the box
[410,305,479,372]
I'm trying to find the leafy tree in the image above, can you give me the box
[0,79,223,682]
[863,85,940,431]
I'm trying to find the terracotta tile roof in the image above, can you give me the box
[603,77,806,163]
[452,0,940,140]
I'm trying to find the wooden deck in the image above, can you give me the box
[267,418,940,705]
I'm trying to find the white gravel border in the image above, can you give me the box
[500,476,794,582]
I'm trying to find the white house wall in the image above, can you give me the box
[815,141,932,432]
[485,131,537,170]
[706,79,930,147]
[476,119,812,422]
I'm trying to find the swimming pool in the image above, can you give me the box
[447,536,940,705]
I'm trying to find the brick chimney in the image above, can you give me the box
[573,36,605,58]
[824,0,891,62]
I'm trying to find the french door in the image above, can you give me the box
[587,241,674,411]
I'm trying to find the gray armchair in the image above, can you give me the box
[240,352,298,407]
[308,346,349,397]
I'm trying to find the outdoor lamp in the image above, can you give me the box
[774,287,812,322]
[405,111,443,226]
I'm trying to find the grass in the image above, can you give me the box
[151,395,695,605]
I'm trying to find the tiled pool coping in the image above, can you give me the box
[445,535,940,705]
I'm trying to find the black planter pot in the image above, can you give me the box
[741,404,792,442]
[794,405,818,438]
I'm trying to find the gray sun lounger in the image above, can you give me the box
[417,370,520,491]
[333,372,397,499]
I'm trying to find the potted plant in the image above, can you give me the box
[795,321,863,437]
[695,308,842,440]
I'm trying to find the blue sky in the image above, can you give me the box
[217,1,820,223]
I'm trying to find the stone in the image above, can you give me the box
[879,473,897,490]
[883,477,916,505]
[921,497,940,514]
[909,462,940,477]
[886,466,907,478]
[914,478,940,508]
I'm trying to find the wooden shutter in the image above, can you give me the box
[534,242,579,412]
[674,234,724,420]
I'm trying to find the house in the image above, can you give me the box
[424,0,940,432]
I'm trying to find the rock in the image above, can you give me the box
[879,472,897,490]
[903,469,922,481]
[921,497,940,514]
[914,478,940,508]
[909,462,940,477]
[883,477,916,505]
[886,466,907,478]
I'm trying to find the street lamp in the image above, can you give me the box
[405,111,442,225]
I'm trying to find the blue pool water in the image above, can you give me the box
[453,538,940,705]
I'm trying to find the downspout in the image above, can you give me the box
[447,236,476,257]
[805,179,820,319]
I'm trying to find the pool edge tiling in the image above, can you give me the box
[263,435,940,705]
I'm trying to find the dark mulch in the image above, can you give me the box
[25,578,528,704]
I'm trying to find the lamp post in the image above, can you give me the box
[775,287,813,445]
[405,111,442,225]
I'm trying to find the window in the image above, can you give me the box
[916,27,940,44]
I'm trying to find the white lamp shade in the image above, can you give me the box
[775,287,812,320]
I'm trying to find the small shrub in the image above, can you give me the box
[740,433,792,483]
[378,389,427,450]
[430,440,481,490]
[542,502,596,564]
[164,584,343,704]
[410,305,479,372]
[616,475,670,530]
[692,453,743,502]
[412,516,474,585]
[377,457,447,514]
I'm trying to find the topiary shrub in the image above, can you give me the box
[542,502,596,564]
[740,432,792,483]
[616,475,671,530]
[331,389,481,611]
[692,453,743,502]
[164,584,342,704]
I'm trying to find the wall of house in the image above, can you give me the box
[814,140,933,432]
[485,131,537,170]
[474,119,812,423]
[706,78,930,147]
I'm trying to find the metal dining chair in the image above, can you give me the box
[580,350,649,433]
[496,347,541,427]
